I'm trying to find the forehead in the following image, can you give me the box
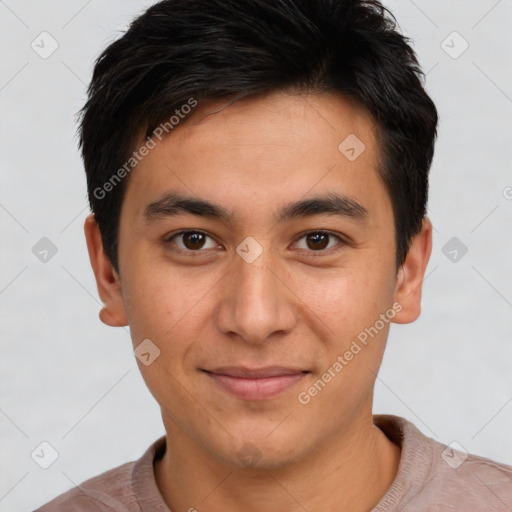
[121,90,388,226]
[169,91,379,160]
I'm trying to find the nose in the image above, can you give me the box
[213,249,298,346]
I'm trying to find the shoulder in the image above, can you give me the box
[418,437,512,510]
[34,461,137,512]
[33,436,167,512]
[374,415,512,511]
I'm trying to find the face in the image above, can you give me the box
[85,90,431,469]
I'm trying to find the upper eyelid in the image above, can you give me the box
[293,229,343,241]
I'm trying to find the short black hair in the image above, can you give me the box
[78,0,438,274]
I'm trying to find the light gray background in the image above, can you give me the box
[1,1,511,511]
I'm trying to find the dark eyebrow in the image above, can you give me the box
[143,192,232,222]
[277,192,368,222]
[143,191,368,224]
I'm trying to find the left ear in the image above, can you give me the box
[392,217,433,324]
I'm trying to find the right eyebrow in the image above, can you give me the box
[143,192,232,223]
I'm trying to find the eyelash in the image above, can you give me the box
[164,229,346,258]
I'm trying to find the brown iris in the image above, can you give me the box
[306,232,329,250]
[182,232,207,250]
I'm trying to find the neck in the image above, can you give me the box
[154,412,401,512]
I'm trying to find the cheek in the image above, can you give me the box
[122,266,211,411]
[293,262,394,338]
[121,261,220,350]
[294,270,394,414]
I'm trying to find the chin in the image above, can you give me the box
[215,425,305,470]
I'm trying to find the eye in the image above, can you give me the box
[293,230,344,253]
[166,230,219,253]
[165,229,346,257]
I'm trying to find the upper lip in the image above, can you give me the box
[204,366,308,379]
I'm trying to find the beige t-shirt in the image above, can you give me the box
[35,415,512,511]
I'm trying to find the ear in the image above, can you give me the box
[392,217,433,324]
[84,213,128,327]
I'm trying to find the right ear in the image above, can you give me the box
[84,214,128,327]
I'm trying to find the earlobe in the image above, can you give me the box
[392,217,433,324]
[84,214,128,327]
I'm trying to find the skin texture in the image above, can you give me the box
[84,90,432,511]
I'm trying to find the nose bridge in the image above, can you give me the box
[214,245,296,344]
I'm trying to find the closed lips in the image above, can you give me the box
[203,367,309,378]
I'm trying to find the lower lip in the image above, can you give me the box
[204,371,308,400]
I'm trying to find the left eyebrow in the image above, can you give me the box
[277,192,368,223]
[142,190,368,225]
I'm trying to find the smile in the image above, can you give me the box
[202,368,309,400]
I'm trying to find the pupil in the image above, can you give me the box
[184,232,205,250]
[307,233,328,250]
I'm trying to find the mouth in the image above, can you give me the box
[202,366,310,400]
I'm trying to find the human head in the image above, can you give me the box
[81,0,435,480]
[78,0,438,275]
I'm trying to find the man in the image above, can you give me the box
[36,0,512,510]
